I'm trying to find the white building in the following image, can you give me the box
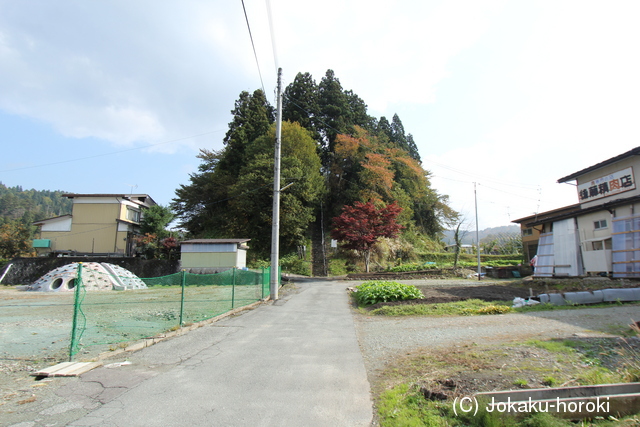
[514,147,640,278]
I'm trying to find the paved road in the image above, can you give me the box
[7,279,373,427]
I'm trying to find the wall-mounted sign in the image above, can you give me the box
[577,167,635,202]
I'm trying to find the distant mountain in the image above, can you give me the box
[0,183,72,226]
[441,225,521,246]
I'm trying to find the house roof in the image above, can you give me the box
[181,239,251,244]
[62,193,157,206]
[557,146,640,183]
[32,214,73,226]
[514,195,640,227]
[512,204,581,226]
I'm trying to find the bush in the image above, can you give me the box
[279,253,311,276]
[355,281,423,306]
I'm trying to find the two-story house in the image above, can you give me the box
[513,147,640,278]
[33,193,156,257]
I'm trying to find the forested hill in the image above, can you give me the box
[0,183,72,225]
[172,69,459,257]
[441,225,521,246]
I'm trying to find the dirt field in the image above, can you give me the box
[349,276,640,424]
[3,277,640,423]
[0,283,263,416]
[362,275,640,310]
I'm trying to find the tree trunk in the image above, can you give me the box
[364,250,371,273]
[453,223,462,269]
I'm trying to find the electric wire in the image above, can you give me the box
[265,0,279,72]
[241,0,266,95]
[0,129,225,173]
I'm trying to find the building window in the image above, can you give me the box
[523,228,533,236]
[127,208,141,222]
[594,219,608,230]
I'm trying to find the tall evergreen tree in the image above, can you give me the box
[318,69,350,154]
[345,90,375,132]
[405,133,421,162]
[218,89,274,177]
[391,114,407,150]
[376,116,393,143]
[282,72,321,141]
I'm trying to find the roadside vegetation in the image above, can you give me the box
[375,334,640,426]
[354,281,640,426]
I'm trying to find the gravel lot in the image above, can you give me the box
[350,279,640,381]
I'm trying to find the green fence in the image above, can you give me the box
[69,265,276,361]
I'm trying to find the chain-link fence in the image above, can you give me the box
[68,265,275,360]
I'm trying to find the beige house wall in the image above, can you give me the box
[576,211,613,242]
[36,196,146,255]
[41,224,121,253]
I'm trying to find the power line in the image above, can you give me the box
[0,130,225,173]
[241,0,266,95]
[265,0,279,72]
[423,157,540,190]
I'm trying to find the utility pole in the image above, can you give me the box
[270,68,283,301]
[474,182,481,281]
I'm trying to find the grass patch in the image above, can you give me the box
[368,299,511,316]
[526,339,576,354]
[367,299,638,318]
[373,338,640,426]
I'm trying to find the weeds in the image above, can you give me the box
[513,378,528,388]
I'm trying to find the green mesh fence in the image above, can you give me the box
[68,266,277,361]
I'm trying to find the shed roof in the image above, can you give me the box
[181,239,251,244]
[557,146,640,183]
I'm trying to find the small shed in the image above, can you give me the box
[180,239,250,273]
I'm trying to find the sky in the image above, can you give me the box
[1,0,640,231]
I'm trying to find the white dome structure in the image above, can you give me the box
[28,262,147,292]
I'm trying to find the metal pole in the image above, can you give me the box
[179,270,186,326]
[69,262,83,361]
[474,183,481,281]
[232,267,236,309]
[270,67,283,301]
[0,263,13,284]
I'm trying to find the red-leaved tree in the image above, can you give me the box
[331,201,404,272]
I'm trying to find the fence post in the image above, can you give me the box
[231,267,236,309]
[179,270,186,327]
[261,267,265,299]
[69,262,83,362]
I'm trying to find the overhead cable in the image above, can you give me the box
[241,0,266,94]
[0,130,225,173]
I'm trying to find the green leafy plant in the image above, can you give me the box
[355,280,423,306]
[513,378,528,388]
